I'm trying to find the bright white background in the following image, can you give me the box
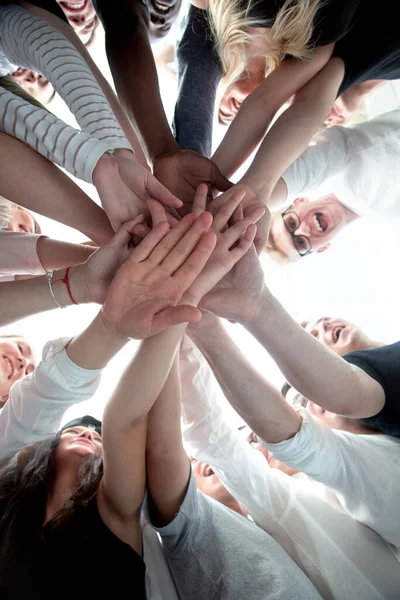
[4,17,400,425]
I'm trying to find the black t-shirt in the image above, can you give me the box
[344,341,400,438]
[175,0,400,153]
[0,495,146,599]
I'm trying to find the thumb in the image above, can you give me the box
[152,305,202,333]
[210,165,233,192]
[109,215,145,247]
[147,173,183,209]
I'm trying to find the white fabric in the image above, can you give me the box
[282,109,400,217]
[262,408,400,557]
[0,230,45,281]
[0,336,179,600]
[0,336,102,460]
[0,5,131,182]
[181,339,400,600]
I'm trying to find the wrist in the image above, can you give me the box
[67,264,89,305]
[239,175,271,206]
[97,309,131,345]
[152,140,181,163]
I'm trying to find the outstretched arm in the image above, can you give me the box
[200,247,385,424]
[188,314,301,443]
[213,48,343,195]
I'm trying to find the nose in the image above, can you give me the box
[24,70,40,83]
[16,355,27,371]
[295,221,311,236]
[69,14,87,25]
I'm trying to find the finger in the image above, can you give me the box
[152,305,202,334]
[173,230,217,288]
[160,212,213,273]
[220,217,257,249]
[192,183,208,216]
[149,212,210,267]
[109,215,145,247]
[147,173,183,208]
[212,187,247,231]
[244,204,266,224]
[132,223,151,238]
[208,184,246,216]
[131,221,171,262]
[147,198,169,228]
[230,203,243,226]
[166,212,180,228]
[210,165,233,192]
[226,224,257,264]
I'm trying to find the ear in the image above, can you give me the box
[293,197,308,205]
[316,243,331,253]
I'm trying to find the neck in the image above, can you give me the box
[45,468,79,525]
[339,199,360,225]
[214,489,248,517]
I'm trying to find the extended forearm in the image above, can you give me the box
[245,290,385,418]
[189,318,301,442]
[99,2,178,162]
[240,58,344,202]
[0,133,113,246]
[36,238,94,271]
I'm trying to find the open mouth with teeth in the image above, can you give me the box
[3,356,13,379]
[312,212,328,233]
[60,1,87,12]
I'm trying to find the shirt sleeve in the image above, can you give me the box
[180,338,297,532]
[0,231,46,277]
[0,337,103,460]
[281,125,356,198]
[260,408,366,493]
[173,5,223,157]
[0,5,131,182]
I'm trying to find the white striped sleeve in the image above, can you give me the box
[0,85,110,182]
[0,5,132,165]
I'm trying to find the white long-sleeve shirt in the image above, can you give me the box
[282,109,400,217]
[0,4,131,183]
[262,407,400,556]
[181,339,400,600]
[0,230,45,282]
[0,336,179,600]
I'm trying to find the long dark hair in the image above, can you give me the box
[0,432,103,561]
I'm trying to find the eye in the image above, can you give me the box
[296,237,307,249]
[287,217,296,230]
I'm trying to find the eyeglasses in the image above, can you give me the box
[281,209,312,257]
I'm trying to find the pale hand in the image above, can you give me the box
[93,149,182,231]
[101,209,218,339]
[200,243,266,323]
[153,149,232,217]
[183,185,263,307]
[234,181,271,253]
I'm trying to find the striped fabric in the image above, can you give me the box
[0,4,131,182]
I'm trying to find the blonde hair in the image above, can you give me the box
[0,197,41,234]
[207,0,322,89]
[263,211,290,264]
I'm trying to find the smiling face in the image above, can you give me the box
[10,69,55,105]
[304,316,373,356]
[218,68,264,125]
[0,337,36,405]
[56,0,98,45]
[270,195,355,261]
[147,0,182,42]
[54,426,103,468]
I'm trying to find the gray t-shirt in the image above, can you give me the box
[147,473,321,600]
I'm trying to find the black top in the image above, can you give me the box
[174,0,400,154]
[0,495,146,599]
[344,341,400,438]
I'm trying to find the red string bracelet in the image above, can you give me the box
[52,266,78,305]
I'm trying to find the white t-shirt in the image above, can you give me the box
[0,230,45,282]
[262,408,400,556]
[181,339,400,600]
[282,109,400,217]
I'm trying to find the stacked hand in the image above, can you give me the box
[100,209,218,339]
[93,148,183,231]
[153,149,232,217]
